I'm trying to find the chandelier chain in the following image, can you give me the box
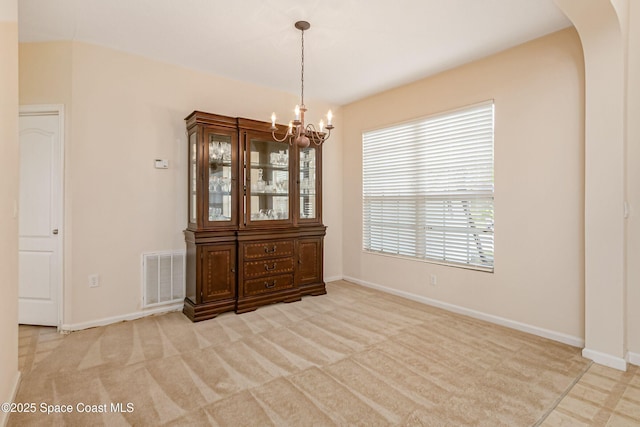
[300,28,305,107]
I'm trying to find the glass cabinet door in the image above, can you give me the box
[188,132,198,225]
[299,146,318,220]
[246,135,290,223]
[205,132,235,225]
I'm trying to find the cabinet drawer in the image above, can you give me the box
[244,274,294,296]
[244,257,294,278]
[243,240,294,259]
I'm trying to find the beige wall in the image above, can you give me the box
[626,0,640,358]
[0,0,20,422]
[19,41,343,327]
[342,28,585,341]
[555,0,633,369]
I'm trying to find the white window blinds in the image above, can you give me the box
[362,101,494,271]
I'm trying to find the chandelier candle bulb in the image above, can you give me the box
[319,120,324,132]
[295,105,300,121]
[327,110,333,126]
[271,113,276,127]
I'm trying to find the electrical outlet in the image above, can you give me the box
[89,274,100,288]
[430,274,437,286]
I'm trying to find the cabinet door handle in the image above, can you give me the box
[231,268,236,273]
[264,245,277,254]
[264,263,277,271]
[264,280,276,289]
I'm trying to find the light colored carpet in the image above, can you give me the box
[541,363,640,426]
[10,280,590,426]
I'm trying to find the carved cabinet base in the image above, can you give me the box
[183,298,236,322]
[183,228,326,322]
[236,287,302,314]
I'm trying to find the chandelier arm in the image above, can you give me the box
[304,124,319,135]
[271,129,292,144]
[323,126,332,140]
[304,124,330,145]
[312,127,331,145]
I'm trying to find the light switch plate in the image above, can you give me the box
[154,159,169,169]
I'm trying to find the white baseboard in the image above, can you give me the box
[61,303,183,332]
[324,275,343,283]
[343,275,585,348]
[626,351,640,367]
[1,371,21,427]
[583,348,627,371]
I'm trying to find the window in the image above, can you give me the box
[362,101,494,271]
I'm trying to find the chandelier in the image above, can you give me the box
[270,21,334,148]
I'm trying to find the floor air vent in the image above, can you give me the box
[142,251,185,308]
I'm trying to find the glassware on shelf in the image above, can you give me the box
[209,176,218,192]
[247,138,291,222]
[254,208,288,220]
[221,176,230,193]
[269,149,289,166]
[208,207,222,220]
[276,179,287,194]
[256,168,265,192]
[210,140,231,163]
[265,181,275,193]
[209,141,220,161]
[221,143,231,162]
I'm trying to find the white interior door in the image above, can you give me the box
[18,108,63,326]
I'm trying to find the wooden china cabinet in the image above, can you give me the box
[183,111,326,322]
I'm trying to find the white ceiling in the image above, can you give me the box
[18,0,571,105]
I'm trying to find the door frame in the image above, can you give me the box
[19,104,65,329]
